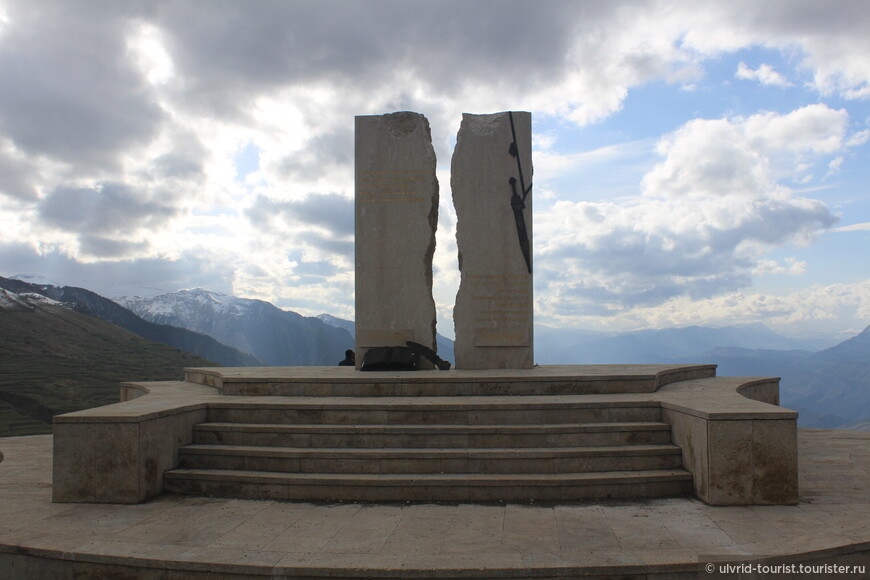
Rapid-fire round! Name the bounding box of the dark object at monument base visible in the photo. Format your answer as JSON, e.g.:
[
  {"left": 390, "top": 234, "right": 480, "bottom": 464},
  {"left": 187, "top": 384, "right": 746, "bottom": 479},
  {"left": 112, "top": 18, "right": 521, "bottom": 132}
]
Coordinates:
[
  {"left": 406, "top": 340, "right": 452, "bottom": 370},
  {"left": 360, "top": 346, "right": 419, "bottom": 371}
]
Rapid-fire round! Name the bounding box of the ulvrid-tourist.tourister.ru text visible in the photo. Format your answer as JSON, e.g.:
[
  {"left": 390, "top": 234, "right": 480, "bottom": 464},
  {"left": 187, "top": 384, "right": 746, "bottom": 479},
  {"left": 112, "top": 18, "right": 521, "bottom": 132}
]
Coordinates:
[{"left": 705, "top": 562, "right": 866, "bottom": 575}]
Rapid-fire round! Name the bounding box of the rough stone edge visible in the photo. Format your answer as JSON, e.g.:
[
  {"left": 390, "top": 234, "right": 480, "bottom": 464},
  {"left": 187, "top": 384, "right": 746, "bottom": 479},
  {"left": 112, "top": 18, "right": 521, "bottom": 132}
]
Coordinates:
[{"left": 353, "top": 111, "right": 439, "bottom": 367}]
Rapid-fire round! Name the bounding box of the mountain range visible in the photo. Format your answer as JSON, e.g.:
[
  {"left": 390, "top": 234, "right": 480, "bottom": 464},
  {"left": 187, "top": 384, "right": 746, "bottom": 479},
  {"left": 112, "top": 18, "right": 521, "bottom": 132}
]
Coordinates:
[
  {"left": 117, "top": 289, "right": 353, "bottom": 366},
  {"left": 0, "top": 276, "right": 259, "bottom": 367},
  {"left": 1, "top": 274, "right": 867, "bottom": 431},
  {"left": 0, "top": 288, "right": 216, "bottom": 436},
  {"left": 705, "top": 329, "right": 870, "bottom": 428},
  {"left": 534, "top": 323, "right": 869, "bottom": 428},
  {"left": 533, "top": 323, "right": 833, "bottom": 365}
]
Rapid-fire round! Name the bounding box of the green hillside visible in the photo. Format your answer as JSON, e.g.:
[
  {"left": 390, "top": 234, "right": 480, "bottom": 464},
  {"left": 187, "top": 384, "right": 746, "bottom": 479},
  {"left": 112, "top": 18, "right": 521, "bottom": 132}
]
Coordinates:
[{"left": 0, "top": 298, "right": 217, "bottom": 437}]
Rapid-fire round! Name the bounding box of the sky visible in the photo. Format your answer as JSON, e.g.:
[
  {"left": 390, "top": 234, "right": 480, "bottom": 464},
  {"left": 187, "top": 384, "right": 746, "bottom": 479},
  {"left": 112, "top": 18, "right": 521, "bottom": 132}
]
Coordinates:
[{"left": 1, "top": 0, "right": 870, "bottom": 341}]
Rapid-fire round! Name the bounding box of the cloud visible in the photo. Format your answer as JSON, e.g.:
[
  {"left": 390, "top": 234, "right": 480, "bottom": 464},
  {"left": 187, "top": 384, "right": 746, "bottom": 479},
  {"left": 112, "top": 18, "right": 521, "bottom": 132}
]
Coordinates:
[
  {"left": 677, "top": 1, "right": 870, "bottom": 99},
  {"left": 0, "top": 241, "right": 234, "bottom": 298},
  {"left": 832, "top": 222, "right": 870, "bottom": 232},
  {"left": 643, "top": 105, "right": 851, "bottom": 200},
  {"left": 38, "top": 182, "right": 179, "bottom": 238},
  {"left": 0, "top": 2, "right": 164, "bottom": 170},
  {"left": 753, "top": 257, "right": 807, "bottom": 276},
  {"left": 535, "top": 105, "right": 844, "bottom": 317},
  {"left": 291, "top": 259, "right": 339, "bottom": 278},
  {"left": 78, "top": 236, "right": 151, "bottom": 259},
  {"left": 3, "top": 0, "right": 870, "bottom": 333},
  {"left": 547, "top": 279, "right": 870, "bottom": 339},
  {"left": 0, "top": 144, "right": 38, "bottom": 201},
  {"left": 245, "top": 192, "right": 353, "bottom": 238},
  {"left": 736, "top": 62, "right": 792, "bottom": 87}
]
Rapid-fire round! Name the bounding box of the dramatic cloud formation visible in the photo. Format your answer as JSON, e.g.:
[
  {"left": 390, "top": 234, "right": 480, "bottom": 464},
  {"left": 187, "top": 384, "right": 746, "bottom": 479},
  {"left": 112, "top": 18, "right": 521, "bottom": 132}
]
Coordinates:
[
  {"left": 534, "top": 103, "right": 858, "bottom": 327},
  {"left": 1, "top": 0, "right": 869, "bottom": 338}
]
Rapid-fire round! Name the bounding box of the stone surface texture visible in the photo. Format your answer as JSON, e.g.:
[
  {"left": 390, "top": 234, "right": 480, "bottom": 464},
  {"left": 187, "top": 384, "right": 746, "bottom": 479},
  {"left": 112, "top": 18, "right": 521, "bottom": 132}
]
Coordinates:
[
  {"left": 2, "top": 431, "right": 867, "bottom": 578},
  {"left": 661, "top": 377, "right": 799, "bottom": 505},
  {"left": 52, "top": 381, "right": 212, "bottom": 504},
  {"left": 355, "top": 112, "right": 439, "bottom": 368},
  {"left": 452, "top": 111, "right": 533, "bottom": 369}
]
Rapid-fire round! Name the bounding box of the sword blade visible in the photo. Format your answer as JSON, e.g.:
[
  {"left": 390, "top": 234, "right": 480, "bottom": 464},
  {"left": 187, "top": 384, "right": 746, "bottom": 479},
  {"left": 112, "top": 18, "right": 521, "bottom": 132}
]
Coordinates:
[{"left": 510, "top": 178, "right": 532, "bottom": 274}]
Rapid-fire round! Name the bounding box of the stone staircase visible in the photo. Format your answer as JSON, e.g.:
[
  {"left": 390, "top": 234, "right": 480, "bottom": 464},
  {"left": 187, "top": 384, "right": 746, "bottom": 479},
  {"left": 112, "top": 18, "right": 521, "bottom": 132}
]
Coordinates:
[{"left": 163, "top": 396, "right": 693, "bottom": 502}]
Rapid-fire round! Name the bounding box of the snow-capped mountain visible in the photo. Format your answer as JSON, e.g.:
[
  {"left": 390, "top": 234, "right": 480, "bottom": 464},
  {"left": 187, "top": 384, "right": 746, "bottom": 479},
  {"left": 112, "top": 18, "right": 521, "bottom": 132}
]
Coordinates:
[
  {"left": 316, "top": 313, "right": 355, "bottom": 334},
  {"left": 0, "top": 287, "right": 220, "bottom": 437},
  {"left": 0, "top": 288, "right": 34, "bottom": 311},
  {"left": 0, "top": 276, "right": 259, "bottom": 367},
  {"left": 119, "top": 289, "right": 353, "bottom": 366}
]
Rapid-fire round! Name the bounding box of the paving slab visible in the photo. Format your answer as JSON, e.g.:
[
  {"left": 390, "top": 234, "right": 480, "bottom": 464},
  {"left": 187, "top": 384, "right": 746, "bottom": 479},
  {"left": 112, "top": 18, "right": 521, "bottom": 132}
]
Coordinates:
[{"left": 1, "top": 431, "right": 868, "bottom": 578}]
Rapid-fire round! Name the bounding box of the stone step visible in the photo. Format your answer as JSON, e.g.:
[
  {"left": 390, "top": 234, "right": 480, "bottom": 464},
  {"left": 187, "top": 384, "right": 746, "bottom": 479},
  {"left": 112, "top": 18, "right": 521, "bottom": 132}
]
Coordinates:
[
  {"left": 185, "top": 364, "right": 717, "bottom": 397},
  {"left": 163, "top": 468, "right": 695, "bottom": 502},
  {"left": 206, "top": 400, "right": 663, "bottom": 425},
  {"left": 177, "top": 444, "right": 683, "bottom": 474},
  {"left": 193, "top": 421, "right": 674, "bottom": 448}
]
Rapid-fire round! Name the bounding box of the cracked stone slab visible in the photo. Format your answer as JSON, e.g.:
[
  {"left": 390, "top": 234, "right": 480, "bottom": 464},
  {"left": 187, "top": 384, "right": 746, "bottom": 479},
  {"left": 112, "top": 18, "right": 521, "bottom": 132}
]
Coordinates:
[{"left": 354, "top": 112, "right": 439, "bottom": 369}]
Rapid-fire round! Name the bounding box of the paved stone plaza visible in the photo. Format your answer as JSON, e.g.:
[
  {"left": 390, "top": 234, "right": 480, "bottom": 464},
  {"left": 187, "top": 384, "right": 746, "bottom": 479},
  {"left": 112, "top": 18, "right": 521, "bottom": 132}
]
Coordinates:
[{"left": 1, "top": 430, "right": 868, "bottom": 578}]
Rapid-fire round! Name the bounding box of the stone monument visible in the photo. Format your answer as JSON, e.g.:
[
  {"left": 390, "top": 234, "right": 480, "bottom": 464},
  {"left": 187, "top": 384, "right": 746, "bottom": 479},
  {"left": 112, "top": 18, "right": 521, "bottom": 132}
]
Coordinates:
[
  {"left": 354, "top": 112, "right": 439, "bottom": 368},
  {"left": 47, "top": 110, "right": 799, "bottom": 514},
  {"left": 452, "top": 111, "right": 534, "bottom": 369}
]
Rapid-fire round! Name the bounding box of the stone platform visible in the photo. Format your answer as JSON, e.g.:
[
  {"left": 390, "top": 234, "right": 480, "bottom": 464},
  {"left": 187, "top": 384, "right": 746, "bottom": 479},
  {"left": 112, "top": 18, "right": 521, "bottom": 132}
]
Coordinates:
[
  {"left": 51, "top": 365, "right": 798, "bottom": 507},
  {"left": 1, "top": 431, "right": 867, "bottom": 579}
]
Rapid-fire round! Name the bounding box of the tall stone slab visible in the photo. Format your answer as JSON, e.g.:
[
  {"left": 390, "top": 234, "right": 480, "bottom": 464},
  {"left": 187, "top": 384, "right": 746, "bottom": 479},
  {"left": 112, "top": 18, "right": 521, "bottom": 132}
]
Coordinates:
[
  {"left": 452, "top": 112, "right": 533, "bottom": 369},
  {"left": 355, "top": 112, "right": 439, "bottom": 368}
]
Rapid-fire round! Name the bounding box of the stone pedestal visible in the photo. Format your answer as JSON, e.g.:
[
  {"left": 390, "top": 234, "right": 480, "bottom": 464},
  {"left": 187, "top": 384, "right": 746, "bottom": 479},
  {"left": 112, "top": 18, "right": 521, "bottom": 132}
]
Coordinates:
[
  {"left": 354, "top": 112, "right": 439, "bottom": 368},
  {"left": 452, "top": 112, "right": 533, "bottom": 369}
]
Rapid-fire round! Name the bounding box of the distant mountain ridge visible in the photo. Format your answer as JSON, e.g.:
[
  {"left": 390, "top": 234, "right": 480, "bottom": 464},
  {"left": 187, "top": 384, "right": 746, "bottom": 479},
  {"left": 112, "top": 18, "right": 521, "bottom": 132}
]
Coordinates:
[
  {"left": 535, "top": 321, "right": 869, "bottom": 429},
  {"left": 671, "top": 326, "right": 870, "bottom": 429},
  {"left": 534, "top": 323, "right": 828, "bottom": 365},
  {"left": 0, "top": 289, "right": 216, "bottom": 436},
  {"left": 118, "top": 289, "right": 353, "bottom": 366},
  {"left": 0, "top": 276, "right": 259, "bottom": 367},
  {"left": 3, "top": 275, "right": 867, "bottom": 430}
]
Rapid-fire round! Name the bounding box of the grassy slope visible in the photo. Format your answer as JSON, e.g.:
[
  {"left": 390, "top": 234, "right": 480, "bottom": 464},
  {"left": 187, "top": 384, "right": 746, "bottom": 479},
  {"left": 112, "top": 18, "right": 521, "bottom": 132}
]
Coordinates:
[{"left": 0, "top": 301, "right": 217, "bottom": 437}]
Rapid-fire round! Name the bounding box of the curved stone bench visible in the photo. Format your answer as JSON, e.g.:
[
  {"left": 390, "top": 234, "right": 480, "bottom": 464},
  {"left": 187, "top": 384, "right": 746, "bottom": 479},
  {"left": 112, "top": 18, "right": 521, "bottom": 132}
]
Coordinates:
[
  {"left": 52, "top": 380, "right": 222, "bottom": 504},
  {"left": 655, "top": 376, "right": 797, "bottom": 505}
]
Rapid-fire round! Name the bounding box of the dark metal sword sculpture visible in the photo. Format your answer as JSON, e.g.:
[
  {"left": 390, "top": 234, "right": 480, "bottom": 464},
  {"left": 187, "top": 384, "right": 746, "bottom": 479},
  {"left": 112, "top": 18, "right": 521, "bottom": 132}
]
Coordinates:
[
  {"left": 508, "top": 111, "right": 532, "bottom": 273},
  {"left": 509, "top": 177, "right": 532, "bottom": 274}
]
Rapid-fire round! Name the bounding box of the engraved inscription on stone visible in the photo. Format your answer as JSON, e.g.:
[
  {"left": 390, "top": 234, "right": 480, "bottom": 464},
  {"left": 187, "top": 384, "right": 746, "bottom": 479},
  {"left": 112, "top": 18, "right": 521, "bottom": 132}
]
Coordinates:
[
  {"left": 468, "top": 274, "right": 531, "bottom": 347},
  {"left": 358, "top": 170, "right": 428, "bottom": 203}
]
